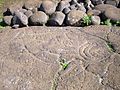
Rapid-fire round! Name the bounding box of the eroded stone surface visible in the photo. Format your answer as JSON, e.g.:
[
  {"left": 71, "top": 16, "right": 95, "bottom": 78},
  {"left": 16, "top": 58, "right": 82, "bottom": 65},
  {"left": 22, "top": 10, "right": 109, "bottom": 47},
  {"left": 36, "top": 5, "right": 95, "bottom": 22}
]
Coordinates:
[{"left": 0, "top": 26, "right": 120, "bottom": 90}]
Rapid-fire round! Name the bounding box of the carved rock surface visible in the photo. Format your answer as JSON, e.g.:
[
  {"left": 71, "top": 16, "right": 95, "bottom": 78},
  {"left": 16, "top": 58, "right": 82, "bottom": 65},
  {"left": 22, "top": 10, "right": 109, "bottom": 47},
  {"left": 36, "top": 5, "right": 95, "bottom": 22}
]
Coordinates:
[{"left": 0, "top": 26, "right": 120, "bottom": 90}]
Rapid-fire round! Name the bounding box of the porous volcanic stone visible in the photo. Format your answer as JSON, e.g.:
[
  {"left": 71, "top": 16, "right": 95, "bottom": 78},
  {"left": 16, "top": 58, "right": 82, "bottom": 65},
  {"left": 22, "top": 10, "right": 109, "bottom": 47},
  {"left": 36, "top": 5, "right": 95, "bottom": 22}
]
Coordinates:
[
  {"left": 104, "top": 7, "right": 120, "bottom": 21},
  {"left": 29, "top": 11, "right": 48, "bottom": 25},
  {"left": 3, "top": 16, "right": 13, "bottom": 26},
  {"left": 39, "top": 1, "right": 57, "bottom": 15},
  {"left": 48, "top": 11, "right": 65, "bottom": 26},
  {"left": 66, "top": 10, "right": 87, "bottom": 26}
]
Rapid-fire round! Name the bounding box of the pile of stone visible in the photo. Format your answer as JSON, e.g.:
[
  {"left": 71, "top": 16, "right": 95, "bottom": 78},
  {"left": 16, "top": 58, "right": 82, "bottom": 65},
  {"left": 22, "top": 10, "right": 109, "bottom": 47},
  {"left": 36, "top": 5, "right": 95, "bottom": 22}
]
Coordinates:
[{"left": 3, "top": 0, "right": 120, "bottom": 28}]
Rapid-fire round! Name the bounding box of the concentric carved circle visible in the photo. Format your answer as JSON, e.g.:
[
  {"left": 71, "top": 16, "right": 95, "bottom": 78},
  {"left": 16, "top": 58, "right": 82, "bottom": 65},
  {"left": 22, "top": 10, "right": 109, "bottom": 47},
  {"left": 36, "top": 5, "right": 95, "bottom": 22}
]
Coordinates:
[{"left": 79, "top": 41, "right": 111, "bottom": 61}]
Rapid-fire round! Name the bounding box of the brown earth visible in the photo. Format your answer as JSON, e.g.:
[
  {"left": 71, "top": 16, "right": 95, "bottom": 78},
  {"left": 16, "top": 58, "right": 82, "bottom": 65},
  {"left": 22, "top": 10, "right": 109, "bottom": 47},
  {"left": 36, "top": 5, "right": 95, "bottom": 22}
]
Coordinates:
[{"left": 0, "top": 25, "right": 120, "bottom": 90}]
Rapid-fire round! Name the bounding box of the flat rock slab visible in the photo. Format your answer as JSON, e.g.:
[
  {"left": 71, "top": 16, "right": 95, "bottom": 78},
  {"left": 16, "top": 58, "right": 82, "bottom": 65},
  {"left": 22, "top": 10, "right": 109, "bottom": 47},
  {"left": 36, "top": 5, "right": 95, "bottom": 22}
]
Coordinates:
[{"left": 0, "top": 25, "right": 120, "bottom": 90}]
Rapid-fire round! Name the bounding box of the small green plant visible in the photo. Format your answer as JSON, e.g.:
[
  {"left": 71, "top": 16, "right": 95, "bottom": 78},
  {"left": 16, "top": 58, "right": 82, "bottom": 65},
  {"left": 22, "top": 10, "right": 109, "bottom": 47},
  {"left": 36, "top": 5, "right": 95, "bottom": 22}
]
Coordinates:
[
  {"left": 82, "top": 15, "right": 92, "bottom": 26},
  {"left": 104, "top": 19, "right": 112, "bottom": 26},
  {"left": 105, "top": 34, "right": 116, "bottom": 52},
  {"left": 0, "top": 18, "right": 7, "bottom": 29},
  {"left": 116, "top": 21, "right": 120, "bottom": 25},
  {"left": 106, "top": 41, "right": 116, "bottom": 52},
  {"left": 51, "top": 58, "right": 70, "bottom": 90},
  {"left": 60, "top": 59, "right": 70, "bottom": 70},
  {"left": 112, "top": 20, "right": 120, "bottom": 26},
  {"left": 101, "top": 19, "right": 120, "bottom": 26}
]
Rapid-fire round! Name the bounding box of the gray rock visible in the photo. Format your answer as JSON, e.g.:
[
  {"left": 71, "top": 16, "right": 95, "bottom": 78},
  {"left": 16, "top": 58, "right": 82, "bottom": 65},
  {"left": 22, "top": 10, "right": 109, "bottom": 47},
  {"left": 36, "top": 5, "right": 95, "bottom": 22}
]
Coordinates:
[
  {"left": 12, "top": 11, "right": 28, "bottom": 26},
  {"left": 69, "top": 4, "right": 77, "bottom": 10},
  {"left": 29, "top": 11, "right": 48, "bottom": 26},
  {"left": 87, "top": 9, "right": 101, "bottom": 16},
  {"left": 105, "top": 0, "right": 119, "bottom": 7},
  {"left": 104, "top": 7, "right": 120, "bottom": 21},
  {"left": 85, "top": 0, "right": 95, "bottom": 10},
  {"left": 23, "top": 2, "right": 34, "bottom": 10},
  {"left": 70, "top": 0, "right": 79, "bottom": 5},
  {"left": 91, "top": 16, "right": 101, "bottom": 25},
  {"left": 19, "top": 9, "right": 27, "bottom": 13},
  {"left": 12, "top": 15, "right": 20, "bottom": 26},
  {"left": 91, "top": 0, "right": 104, "bottom": 5},
  {"left": 24, "top": 10, "right": 33, "bottom": 18},
  {"left": 12, "top": 24, "right": 19, "bottom": 29},
  {"left": 66, "top": 10, "right": 87, "bottom": 26},
  {"left": 77, "top": 3, "right": 86, "bottom": 12},
  {"left": 39, "top": 1, "right": 57, "bottom": 15},
  {"left": 48, "top": 11, "right": 65, "bottom": 26},
  {"left": 57, "top": 1, "right": 70, "bottom": 11},
  {"left": 0, "top": 26, "right": 120, "bottom": 90},
  {"left": 3, "top": 16, "right": 13, "bottom": 26},
  {"left": 62, "top": 0, "right": 72, "bottom": 3},
  {"left": 15, "top": 11, "right": 28, "bottom": 26},
  {"left": 63, "top": 7, "right": 71, "bottom": 14},
  {"left": 32, "top": 8, "right": 38, "bottom": 13},
  {"left": 95, "top": 4, "right": 116, "bottom": 12},
  {"left": 23, "top": 0, "right": 41, "bottom": 10}
]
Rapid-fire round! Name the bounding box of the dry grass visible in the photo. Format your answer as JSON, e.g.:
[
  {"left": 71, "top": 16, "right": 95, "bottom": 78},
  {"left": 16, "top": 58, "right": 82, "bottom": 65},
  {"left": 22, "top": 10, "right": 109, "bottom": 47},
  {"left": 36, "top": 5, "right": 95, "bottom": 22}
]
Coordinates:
[{"left": 0, "top": 0, "right": 26, "bottom": 18}]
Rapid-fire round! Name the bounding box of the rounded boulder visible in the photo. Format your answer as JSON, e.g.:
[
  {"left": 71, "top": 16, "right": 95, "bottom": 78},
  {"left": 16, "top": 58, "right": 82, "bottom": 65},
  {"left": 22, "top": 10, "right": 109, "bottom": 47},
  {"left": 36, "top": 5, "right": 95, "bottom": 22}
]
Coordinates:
[
  {"left": 66, "top": 10, "right": 87, "bottom": 26},
  {"left": 48, "top": 11, "right": 65, "bottom": 26},
  {"left": 29, "top": 11, "right": 48, "bottom": 25},
  {"left": 95, "top": 4, "right": 116, "bottom": 12},
  {"left": 104, "top": 7, "right": 120, "bottom": 21},
  {"left": 39, "top": 1, "right": 57, "bottom": 15},
  {"left": 91, "top": 16, "right": 101, "bottom": 25}
]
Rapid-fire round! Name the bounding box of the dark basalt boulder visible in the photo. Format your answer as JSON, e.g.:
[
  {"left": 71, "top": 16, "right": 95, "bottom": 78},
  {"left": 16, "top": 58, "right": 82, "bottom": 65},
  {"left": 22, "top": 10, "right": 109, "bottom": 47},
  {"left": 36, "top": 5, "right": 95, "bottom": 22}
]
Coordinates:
[
  {"left": 29, "top": 11, "right": 48, "bottom": 26},
  {"left": 48, "top": 11, "right": 65, "bottom": 26},
  {"left": 12, "top": 11, "right": 28, "bottom": 27},
  {"left": 56, "top": 1, "right": 70, "bottom": 11}
]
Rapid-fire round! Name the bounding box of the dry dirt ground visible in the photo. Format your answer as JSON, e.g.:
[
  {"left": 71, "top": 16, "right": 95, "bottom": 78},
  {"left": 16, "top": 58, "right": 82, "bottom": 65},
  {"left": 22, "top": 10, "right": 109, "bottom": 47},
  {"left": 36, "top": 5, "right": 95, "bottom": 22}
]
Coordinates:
[{"left": 0, "top": 25, "right": 120, "bottom": 90}]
